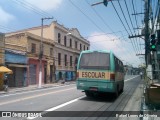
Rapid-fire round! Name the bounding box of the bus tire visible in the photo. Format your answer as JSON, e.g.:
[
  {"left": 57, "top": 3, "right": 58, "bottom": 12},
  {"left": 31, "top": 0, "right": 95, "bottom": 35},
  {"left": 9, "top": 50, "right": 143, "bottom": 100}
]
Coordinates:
[
  {"left": 114, "top": 86, "right": 119, "bottom": 98},
  {"left": 121, "top": 88, "right": 124, "bottom": 93},
  {"left": 85, "top": 91, "right": 92, "bottom": 97}
]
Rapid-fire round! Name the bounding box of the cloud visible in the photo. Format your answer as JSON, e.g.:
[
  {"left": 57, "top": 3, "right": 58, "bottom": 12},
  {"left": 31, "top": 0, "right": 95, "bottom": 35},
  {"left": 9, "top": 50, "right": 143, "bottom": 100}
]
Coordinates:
[
  {"left": 88, "top": 32, "right": 141, "bottom": 67},
  {"left": 25, "top": 0, "right": 63, "bottom": 11},
  {"left": 0, "top": 7, "right": 15, "bottom": 24}
]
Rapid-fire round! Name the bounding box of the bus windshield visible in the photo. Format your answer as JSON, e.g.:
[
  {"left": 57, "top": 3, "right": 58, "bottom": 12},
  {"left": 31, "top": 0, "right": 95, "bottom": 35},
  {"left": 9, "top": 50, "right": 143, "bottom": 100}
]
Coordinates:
[{"left": 79, "top": 52, "right": 110, "bottom": 70}]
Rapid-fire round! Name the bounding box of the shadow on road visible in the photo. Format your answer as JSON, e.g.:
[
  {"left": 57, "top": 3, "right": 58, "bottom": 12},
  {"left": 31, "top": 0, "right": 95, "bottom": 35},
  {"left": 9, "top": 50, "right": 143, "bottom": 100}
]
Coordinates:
[{"left": 79, "top": 92, "right": 117, "bottom": 102}]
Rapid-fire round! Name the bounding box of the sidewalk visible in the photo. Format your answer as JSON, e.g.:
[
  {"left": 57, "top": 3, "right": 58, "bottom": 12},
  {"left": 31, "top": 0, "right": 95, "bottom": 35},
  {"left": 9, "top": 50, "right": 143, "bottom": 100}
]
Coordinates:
[{"left": 0, "top": 81, "right": 76, "bottom": 95}]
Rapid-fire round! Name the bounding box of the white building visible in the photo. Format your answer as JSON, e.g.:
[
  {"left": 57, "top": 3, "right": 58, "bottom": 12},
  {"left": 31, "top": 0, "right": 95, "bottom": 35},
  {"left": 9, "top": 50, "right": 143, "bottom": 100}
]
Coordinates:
[{"left": 26, "top": 21, "right": 90, "bottom": 81}]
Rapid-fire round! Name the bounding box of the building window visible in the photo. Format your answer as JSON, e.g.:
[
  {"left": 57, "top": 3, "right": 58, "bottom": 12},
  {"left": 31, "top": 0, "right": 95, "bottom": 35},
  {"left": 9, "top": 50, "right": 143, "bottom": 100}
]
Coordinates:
[
  {"left": 80, "top": 43, "right": 82, "bottom": 50},
  {"left": 50, "top": 48, "right": 53, "bottom": 56},
  {"left": 31, "top": 43, "right": 36, "bottom": 53},
  {"left": 42, "top": 44, "right": 44, "bottom": 55},
  {"left": 58, "top": 53, "right": 61, "bottom": 65},
  {"left": 87, "top": 47, "right": 89, "bottom": 50},
  {"left": 70, "top": 39, "right": 72, "bottom": 47},
  {"left": 64, "top": 36, "right": 67, "bottom": 46},
  {"left": 84, "top": 45, "right": 85, "bottom": 50},
  {"left": 70, "top": 56, "right": 72, "bottom": 67},
  {"left": 58, "top": 33, "right": 61, "bottom": 43},
  {"left": 65, "top": 54, "right": 67, "bottom": 66},
  {"left": 75, "top": 57, "right": 78, "bottom": 65},
  {"left": 75, "top": 41, "right": 78, "bottom": 49}
]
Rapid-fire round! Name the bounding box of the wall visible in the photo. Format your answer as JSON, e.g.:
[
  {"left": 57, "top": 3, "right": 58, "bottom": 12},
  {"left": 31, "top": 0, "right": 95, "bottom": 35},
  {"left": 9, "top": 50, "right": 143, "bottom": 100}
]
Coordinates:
[{"left": 0, "top": 33, "right": 5, "bottom": 65}]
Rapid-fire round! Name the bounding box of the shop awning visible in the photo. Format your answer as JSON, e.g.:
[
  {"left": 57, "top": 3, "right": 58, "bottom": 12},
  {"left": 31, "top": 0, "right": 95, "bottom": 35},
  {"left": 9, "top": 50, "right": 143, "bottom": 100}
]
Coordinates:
[
  {"left": 8, "top": 64, "right": 28, "bottom": 68},
  {"left": 0, "top": 66, "right": 13, "bottom": 74}
]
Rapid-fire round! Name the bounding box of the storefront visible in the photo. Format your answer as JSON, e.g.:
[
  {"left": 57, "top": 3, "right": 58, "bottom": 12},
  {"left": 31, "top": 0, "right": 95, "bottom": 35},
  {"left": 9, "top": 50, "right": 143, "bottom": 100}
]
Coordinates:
[{"left": 5, "top": 50, "right": 28, "bottom": 87}]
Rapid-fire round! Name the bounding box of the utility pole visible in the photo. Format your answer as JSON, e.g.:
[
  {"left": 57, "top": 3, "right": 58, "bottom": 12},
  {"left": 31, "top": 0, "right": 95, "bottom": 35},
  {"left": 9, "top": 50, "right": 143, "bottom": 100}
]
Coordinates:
[
  {"left": 144, "top": 0, "right": 151, "bottom": 66},
  {"left": 39, "top": 17, "right": 53, "bottom": 88}
]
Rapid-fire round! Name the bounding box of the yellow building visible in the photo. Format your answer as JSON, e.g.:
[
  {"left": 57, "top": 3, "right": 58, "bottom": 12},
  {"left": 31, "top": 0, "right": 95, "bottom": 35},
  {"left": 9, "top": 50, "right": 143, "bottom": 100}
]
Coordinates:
[
  {"left": 0, "top": 33, "right": 5, "bottom": 89},
  {"left": 0, "top": 33, "right": 4, "bottom": 66},
  {"left": 6, "top": 21, "right": 90, "bottom": 82},
  {"left": 5, "top": 32, "right": 55, "bottom": 87},
  {"left": 25, "top": 21, "right": 90, "bottom": 81}
]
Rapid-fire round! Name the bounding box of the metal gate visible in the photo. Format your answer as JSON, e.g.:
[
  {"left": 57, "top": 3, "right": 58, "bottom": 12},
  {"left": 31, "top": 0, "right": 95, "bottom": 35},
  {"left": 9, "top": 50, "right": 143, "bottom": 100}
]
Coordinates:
[
  {"left": 29, "top": 64, "right": 36, "bottom": 85},
  {"left": 15, "top": 68, "right": 24, "bottom": 87}
]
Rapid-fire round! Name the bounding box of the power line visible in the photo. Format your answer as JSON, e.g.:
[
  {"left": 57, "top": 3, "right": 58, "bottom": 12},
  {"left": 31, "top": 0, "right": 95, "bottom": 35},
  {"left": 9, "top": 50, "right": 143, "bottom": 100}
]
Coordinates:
[
  {"left": 69, "top": 0, "right": 138, "bottom": 62},
  {"left": 12, "top": 0, "right": 51, "bottom": 17},
  {"left": 68, "top": 0, "right": 109, "bottom": 35},
  {"left": 111, "top": 1, "right": 130, "bottom": 35},
  {"left": 110, "top": 1, "right": 140, "bottom": 55},
  {"left": 84, "top": 0, "right": 140, "bottom": 62},
  {"left": 131, "top": 0, "right": 139, "bottom": 28},
  {"left": 123, "top": 0, "right": 141, "bottom": 54},
  {"left": 117, "top": 0, "right": 142, "bottom": 55},
  {"left": 131, "top": 0, "right": 142, "bottom": 55},
  {"left": 85, "top": 0, "right": 114, "bottom": 33},
  {"left": 117, "top": 0, "right": 133, "bottom": 35}
]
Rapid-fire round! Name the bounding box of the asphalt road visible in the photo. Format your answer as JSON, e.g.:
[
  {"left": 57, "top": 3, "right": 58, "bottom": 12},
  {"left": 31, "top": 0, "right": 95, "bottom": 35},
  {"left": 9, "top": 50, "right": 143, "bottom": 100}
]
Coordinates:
[{"left": 0, "top": 75, "right": 142, "bottom": 120}]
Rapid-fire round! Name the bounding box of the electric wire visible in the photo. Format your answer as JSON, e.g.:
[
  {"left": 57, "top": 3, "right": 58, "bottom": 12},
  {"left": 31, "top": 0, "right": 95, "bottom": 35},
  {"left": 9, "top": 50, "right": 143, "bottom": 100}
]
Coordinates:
[
  {"left": 85, "top": 0, "right": 140, "bottom": 63},
  {"left": 131, "top": 0, "right": 142, "bottom": 55},
  {"left": 124, "top": 0, "right": 140, "bottom": 54},
  {"left": 12, "top": 0, "right": 51, "bottom": 17},
  {"left": 111, "top": 0, "right": 139, "bottom": 57},
  {"left": 117, "top": 0, "right": 133, "bottom": 34},
  {"left": 85, "top": 0, "right": 134, "bottom": 57},
  {"left": 68, "top": 0, "right": 109, "bottom": 35},
  {"left": 68, "top": 0, "right": 136, "bottom": 62},
  {"left": 117, "top": 0, "right": 140, "bottom": 55}
]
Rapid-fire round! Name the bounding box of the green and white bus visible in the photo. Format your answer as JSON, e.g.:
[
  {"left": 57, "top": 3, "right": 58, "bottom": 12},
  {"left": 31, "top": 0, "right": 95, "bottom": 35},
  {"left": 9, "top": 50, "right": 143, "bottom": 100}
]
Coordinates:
[{"left": 76, "top": 50, "right": 124, "bottom": 97}]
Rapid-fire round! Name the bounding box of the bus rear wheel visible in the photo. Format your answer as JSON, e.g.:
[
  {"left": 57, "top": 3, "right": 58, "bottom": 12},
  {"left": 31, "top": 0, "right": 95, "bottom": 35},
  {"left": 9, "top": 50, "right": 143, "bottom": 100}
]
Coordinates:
[
  {"left": 85, "top": 91, "right": 92, "bottom": 97},
  {"left": 114, "top": 86, "right": 119, "bottom": 98}
]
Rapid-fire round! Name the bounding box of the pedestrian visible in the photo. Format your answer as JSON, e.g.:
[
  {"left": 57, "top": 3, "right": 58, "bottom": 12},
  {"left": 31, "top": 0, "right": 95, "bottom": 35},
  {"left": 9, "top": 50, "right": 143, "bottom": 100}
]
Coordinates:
[{"left": 3, "top": 75, "right": 8, "bottom": 92}]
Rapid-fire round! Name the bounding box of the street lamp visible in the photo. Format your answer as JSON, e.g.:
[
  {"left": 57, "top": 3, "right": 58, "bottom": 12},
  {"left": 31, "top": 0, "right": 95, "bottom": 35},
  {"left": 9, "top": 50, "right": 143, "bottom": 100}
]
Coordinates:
[{"left": 38, "top": 17, "right": 53, "bottom": 88}]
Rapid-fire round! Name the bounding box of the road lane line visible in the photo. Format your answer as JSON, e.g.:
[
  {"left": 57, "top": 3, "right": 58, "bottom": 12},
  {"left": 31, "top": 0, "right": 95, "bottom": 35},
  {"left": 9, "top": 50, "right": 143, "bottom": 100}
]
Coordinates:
[
  {"left": 0, "top": 87, "right": 76, "bottom": 106},
  {"left": 125, "top": 75, "right": 139, "bottom": 82},
  {"left": 27, "top": 95, "right": 85, "bottom": 120},
  {"left": 45, "top": 95, "right": 85, "bottom": 111}
]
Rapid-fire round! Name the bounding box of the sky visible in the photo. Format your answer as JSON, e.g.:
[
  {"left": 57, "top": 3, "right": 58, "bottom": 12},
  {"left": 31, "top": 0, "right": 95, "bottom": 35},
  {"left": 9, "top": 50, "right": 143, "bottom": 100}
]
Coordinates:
[{"left": 0, "top": 0, "right": 146, "bottom": 67}]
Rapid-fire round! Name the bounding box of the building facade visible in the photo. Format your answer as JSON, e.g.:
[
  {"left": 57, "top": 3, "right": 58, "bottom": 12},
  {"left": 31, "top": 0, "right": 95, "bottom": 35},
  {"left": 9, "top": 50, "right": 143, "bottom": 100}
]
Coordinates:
[
  {"left": 0, "top": 33, "right": 5, "bottom": 90},
  {"left": 0, "top": 33, "right": 5, "bottom": 66},
  {"left": 26, "top": 21, "right": 90, "bottom": 81},
  {"left": 5, "top": 32, "right": 55, "bottom": 87}
]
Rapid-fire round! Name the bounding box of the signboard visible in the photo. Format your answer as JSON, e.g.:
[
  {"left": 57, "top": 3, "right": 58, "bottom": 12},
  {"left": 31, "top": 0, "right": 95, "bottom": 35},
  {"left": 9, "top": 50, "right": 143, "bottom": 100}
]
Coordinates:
[
  {"left": 78, "top": 70, "right": 110, "bottom": 80},
  {"left": 147, "top": 65, "right": 153, "bottom": 80}
]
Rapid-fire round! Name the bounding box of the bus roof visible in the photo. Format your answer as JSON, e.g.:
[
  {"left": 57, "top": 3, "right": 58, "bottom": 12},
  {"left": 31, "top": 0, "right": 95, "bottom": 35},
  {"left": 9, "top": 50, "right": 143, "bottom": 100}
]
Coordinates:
[
  {"left": 81, "top": 50, "right": 111, "bottom": 54},
  {"left": 80, "top": 50, "right": 123, "bottom": 63}
]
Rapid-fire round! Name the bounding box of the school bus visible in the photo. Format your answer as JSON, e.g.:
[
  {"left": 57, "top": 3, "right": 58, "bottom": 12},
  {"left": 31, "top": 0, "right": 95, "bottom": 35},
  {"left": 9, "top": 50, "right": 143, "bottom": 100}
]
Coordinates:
[{"left": 76, "top": 50, "right": 124, "bottom": 97}]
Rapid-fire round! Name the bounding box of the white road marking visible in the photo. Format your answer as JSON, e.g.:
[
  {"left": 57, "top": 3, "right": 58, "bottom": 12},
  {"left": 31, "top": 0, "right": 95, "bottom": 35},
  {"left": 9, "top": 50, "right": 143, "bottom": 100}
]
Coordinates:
[
  {"left": 27, "top": 95, "right": 85, "bottom": 119},
  {"left": 0, "top": 87, "right": 76, "bottom": 106},
  {"left": 45, "top": 96, "right": 85, "bottom": 111},
  {"left": 124, "top": 75, "right": 139, "bottom": 82}
]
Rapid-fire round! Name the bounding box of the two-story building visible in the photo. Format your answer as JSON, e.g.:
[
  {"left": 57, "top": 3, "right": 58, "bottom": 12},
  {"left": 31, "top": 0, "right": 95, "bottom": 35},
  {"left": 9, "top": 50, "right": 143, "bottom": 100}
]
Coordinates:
[
  {"left": 5, "top": 32, "right": 55, "bottom": 87},
  {"left": 0, "top": 33, "right": 5, "bottom": 66},
  {"left": 25, "top": 21, "right": 90, "bottom": 81},
  {"left": 0, "top": 33, "right": 5, "bottom": 89}
]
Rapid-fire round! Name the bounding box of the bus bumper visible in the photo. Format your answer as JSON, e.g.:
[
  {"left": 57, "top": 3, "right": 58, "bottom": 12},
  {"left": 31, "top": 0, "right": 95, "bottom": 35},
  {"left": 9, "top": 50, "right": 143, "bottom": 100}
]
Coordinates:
[{"left": 76, "top": 80, "right": 117, "bottom": 93}]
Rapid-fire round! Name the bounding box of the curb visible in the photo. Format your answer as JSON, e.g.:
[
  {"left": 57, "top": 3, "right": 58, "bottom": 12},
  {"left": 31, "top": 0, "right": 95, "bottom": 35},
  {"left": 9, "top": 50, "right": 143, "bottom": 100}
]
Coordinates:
[{"left": 0, "top": 81, "right": 76, "bottom": 95}]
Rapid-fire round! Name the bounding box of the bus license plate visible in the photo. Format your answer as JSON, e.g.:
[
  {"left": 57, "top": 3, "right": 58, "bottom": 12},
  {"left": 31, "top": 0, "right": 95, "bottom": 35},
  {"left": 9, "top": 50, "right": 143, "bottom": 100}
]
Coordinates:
[{"left": 89, "top": 87, "right": 98, "bottom": 91}]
